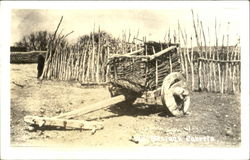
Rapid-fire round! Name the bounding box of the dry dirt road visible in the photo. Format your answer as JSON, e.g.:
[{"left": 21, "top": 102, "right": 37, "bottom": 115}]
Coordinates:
[{"left": 10, "top": 64, "right": 241, "bottom": 148}]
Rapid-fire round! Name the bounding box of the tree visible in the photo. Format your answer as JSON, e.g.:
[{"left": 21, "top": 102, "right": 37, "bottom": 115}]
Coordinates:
[
  {"left": 15, "top": 31, "right": 53, "bottom": 51},
  {"left": 75, "top": 31, "right": 122, "bottom": 55},
  {"left": 76, "top": 31, "right": 114, "bottom": 47}
]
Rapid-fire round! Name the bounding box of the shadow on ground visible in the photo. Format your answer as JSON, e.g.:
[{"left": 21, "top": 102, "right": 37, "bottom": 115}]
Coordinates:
[{"left": 107, "top": 102, "right": 171, "bottom": 117}]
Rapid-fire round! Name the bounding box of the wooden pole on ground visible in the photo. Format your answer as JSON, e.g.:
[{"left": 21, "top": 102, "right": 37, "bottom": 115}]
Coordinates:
[
  {"left": 24, "top": 116, "right": 104, "bottom": 130},
  {"left": 54, "top": 95, "right": 126, "bottom": 119}
]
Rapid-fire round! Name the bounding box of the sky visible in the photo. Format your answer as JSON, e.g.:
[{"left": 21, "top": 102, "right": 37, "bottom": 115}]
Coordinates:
[{"left": 11, "top": 5, "right": 243, "bottom": 47}]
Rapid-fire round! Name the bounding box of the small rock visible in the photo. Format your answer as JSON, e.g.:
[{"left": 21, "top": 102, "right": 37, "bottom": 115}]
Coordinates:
[
  {"left": 185, "top": 111, "right": 191, "bottom": 115},
  {"left": 38, "top": 120, "right": 45, "bottom": 127},
  {"left": 91, "top": 128, "right": 97, "bottom": 135},
  {"left": 38, "top": 130, "right": 44, "bottom": 136},
  {"left": 129, "top": 136, "right": 139, "bottom": 144},
  {"left": 118, "top": 123, "right": 122, "bottom": 127},
  {"left": 225, "top": 129, "right": 233, "bottom": 137},
  {"left": 55, "top": 109, "right": 62, "bottom": 114},
  {"left": 27, "top": 126, "right": 35, "bottom": 131},
  {"left": 15, "top": 120, "right": 20, "bottom": 124},
  {"left": 183, "top": 127, "right": 190, "bottom": 132},
  {"left": 144, "top": 105, "right": 149, "bottom": 109},
  {"left": 225, "top": 115, "right": 229, "bottom": 118},
  {"left": 42, "top": 134, "right": 50, "bottom": 139},
  {"left": 40, "top": 107, "right": 46, "bottom": 114},
  {"left": 138, "top": 116, "right": 145, "bottom": 120}
]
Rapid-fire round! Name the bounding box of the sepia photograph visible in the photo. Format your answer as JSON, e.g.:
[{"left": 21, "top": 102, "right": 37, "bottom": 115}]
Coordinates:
[{"left": 0, "top": 1, "right": 249, "bottom": 159}]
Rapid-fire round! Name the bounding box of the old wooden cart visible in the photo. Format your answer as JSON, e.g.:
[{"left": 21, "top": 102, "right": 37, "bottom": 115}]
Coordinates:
[
  {"left": 107, "top": 42, "right": 190, "bottom": 117},
  {"left": 24, "top": 42, "right": 190, "bottom": 132}
]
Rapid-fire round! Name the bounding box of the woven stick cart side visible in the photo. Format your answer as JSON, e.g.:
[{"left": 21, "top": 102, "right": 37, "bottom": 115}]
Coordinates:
[{"left": 107, "top": 42, "right": 190, "bottom": 116}]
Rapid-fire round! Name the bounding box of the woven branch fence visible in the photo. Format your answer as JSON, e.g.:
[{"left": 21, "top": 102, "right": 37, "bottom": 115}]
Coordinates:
[
  {"left": 39, "top": 15, "right": 240, "bottom": 94},
  {"left": 39, "top": 17, "right": 143, "bottom": 84},
  {"left": 177, "top": 10, "right": 241, "bottom": 94},
  {"left": 179, "top": 46, "right": 240, "bottom": 94}
]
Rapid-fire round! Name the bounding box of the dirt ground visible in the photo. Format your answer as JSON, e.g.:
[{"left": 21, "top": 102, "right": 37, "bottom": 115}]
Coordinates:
[{"left": 10, "top": 64, "right": 241, "bottom": 148}]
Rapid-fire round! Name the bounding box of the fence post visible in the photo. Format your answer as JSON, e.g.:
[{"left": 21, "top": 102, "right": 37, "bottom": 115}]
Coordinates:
[
  {"left": 190, "top": 38, "right": 195, "bottom": 91},
  {"left": 152, "top": 46, "right": 158, "bottom": 88}
]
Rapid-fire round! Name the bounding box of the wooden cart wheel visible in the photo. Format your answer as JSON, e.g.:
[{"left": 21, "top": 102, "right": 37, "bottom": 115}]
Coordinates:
[{"left": 161, "top": 72, "right": 190, "bottom": 117}]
